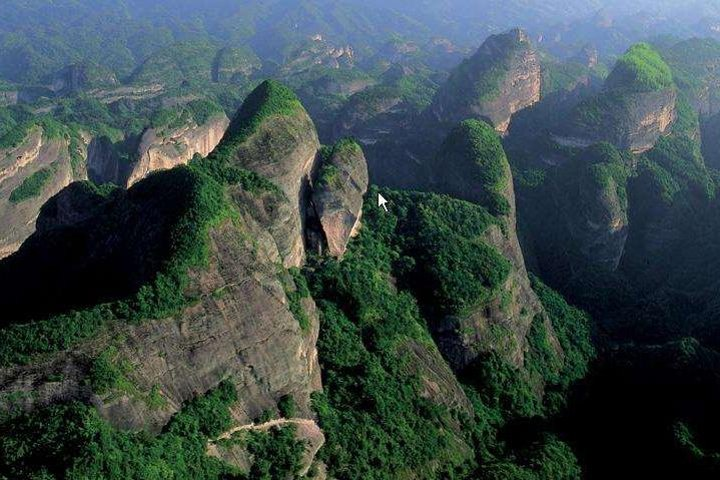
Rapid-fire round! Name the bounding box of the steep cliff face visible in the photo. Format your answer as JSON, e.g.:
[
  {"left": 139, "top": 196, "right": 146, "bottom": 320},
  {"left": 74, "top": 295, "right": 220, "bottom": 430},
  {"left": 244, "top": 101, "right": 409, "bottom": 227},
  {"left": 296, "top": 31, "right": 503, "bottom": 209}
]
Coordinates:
[
  {"left": 0, "top": 81, "right": 368, "bottom": 476},
  {"left": 310, "top": 139, "right": 369, "bottom": 257},
  {"left": 549, "top": 143, "right": 633, "bottom": 272},
  {"left": 428, "top": 120, "right": 558, "bottom": 369},
  {"left": 86, "top": 135, "right": 123, "bottom": 184},
  {"left": 0, "top": 169, "right": 321, "bottom": 437},
  {"left": 429, "top": 28, "right": 541, "bottom": 134},
  {"left": 87, "top": 113, "right": 230, "bottom": 187},
  {"left": 0, "top": 78, "right": 596, "bottom": 478},
  {"left": 556, "top": 43, "right": 677, "bottom": 153},
  {"left": 557, "top": 89, "right": 677, "bottom": 153},
  {"left": 0, "top": 125, "right": 86, "bottom": 259},
  {"left": 213, "top": 80, "right": 321, "bottom": 268},
  {"left": 126, "top": 114, "right": 230, "bottom": 187}
]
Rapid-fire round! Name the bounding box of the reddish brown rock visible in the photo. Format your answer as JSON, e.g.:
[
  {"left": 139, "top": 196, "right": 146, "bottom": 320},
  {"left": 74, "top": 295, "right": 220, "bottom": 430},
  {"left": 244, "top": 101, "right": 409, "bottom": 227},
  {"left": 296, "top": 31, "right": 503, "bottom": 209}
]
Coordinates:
[{"left": 311, "top": 139, "right": 368, "bottom": 257}]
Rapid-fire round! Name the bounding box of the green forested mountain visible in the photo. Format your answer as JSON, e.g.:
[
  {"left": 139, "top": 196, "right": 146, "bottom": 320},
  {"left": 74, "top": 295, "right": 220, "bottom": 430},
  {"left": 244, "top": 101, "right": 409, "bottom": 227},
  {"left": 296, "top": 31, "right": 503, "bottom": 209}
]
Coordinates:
[{"left": 3, "top": 2, "right": 720, "bottom": 480}]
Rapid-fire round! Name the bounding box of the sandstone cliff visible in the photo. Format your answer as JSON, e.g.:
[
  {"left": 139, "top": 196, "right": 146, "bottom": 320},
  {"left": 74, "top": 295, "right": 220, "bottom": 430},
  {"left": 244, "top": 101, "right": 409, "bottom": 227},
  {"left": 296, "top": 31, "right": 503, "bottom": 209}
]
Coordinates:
[
  {"left": 429, "top": 28, "right": 541, "bottom": 134},
  {"left": 126, "top": 114, "right": 230, "bottom": 187},
  {"left": 0, "top": 81, "right": 350, "bottom": 475},
  {"left": 556, "top": 89, "right": 677, "bottom": 153},
  {"left": 87, "top": 113, "right": 230, "bottom": 187},
  {"left": 555, "top": 43, "right": 677, "bottom": 153},
  {"left": 310, "top": 139, "right": 369, "bottom": 257},
  {"left": 0, "top": 125, "right": 87, "bottom": 259},
  {"left": 214, "top": 80, "right": 321, "bottom": 268},
  {"left": 0, "top": 168, "right": 321, "bottom": 436}
]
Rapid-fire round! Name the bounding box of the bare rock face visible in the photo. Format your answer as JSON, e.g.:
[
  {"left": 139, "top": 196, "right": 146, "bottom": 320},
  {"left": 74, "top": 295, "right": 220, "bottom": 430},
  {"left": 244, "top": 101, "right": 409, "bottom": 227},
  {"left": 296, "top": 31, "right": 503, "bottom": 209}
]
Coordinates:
[
  {"left": 0, "top": 82, "right": 327, "bottom": 472},
  {"left": 555, "top": 43, "right": 677, "bottom": 153},
  {"left": 429, "top": 28, "right": 541, "bottom": 134},
  {"left": 86, "top": 135, "right": 123, "bottom": 184},
  {"left": 126, "top": 114, "right": 230, "bottom": 187},
  {"left": 220, "top": 80, "right": 321, "bottom": 267},
  {"left": 87, "top": 114, "right": 230, "bottom": 187},
  {"left": 0, "top": 125, "right": 86, "bottom": 259},
  {"left": 311, "top": 139, "right": 369, "bottom": 257},
  {"left": 0, "top": 169, "right": 321, "bottom": 437},
  {"left": 99, "top": 219, "right": 321, "bottom": 432},
  {"left": 555, "top": 89, "right": 677, "bottom": 153}
]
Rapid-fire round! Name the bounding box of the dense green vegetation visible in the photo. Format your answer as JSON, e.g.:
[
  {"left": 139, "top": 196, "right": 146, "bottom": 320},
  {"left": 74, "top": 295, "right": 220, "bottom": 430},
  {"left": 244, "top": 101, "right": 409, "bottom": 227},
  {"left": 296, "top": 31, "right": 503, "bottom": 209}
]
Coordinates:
[
  {"left": 541, "top": 61, "right": 592, "bottom": 95},
  {"left": 307, "top": 186, "right": 592, "bottom": 479},
  {"left": 0, "top": 380, "right": 306, "bottom": 479},
  {"left": 131, "top": 40, "right": 218, "bottom": 87},
  {"left": 3, "top": 8, "right": 720, "bottom": 478},
  {"left": 441, "top": 30, "right": 526, "bottom": 106},
  {"left": 308, "top": 191, "right": 477, "bottom": 478},
  {"left": 439, "top": 119, "right": 511, "bottom": 215},
  {"left": 0, "top": 121, "right": 30, "bottom": 150},
  {"left": 643, "top": 134, "right": 716, "bottom": 203},
  {"left": 150, "top": 99, "right": 225, "bottom": 133},
  {"left": 0, "top": 165, "right": 234, "bottom": 366},
  {"left": 660, "top": 37, "right": 720, "bottom": 94},
  {"left": 0, "top": 381, "right": 239, "bottom": 479},
  {"left": 317, "top": 138, "right": 361, "bottom": 189},
  {"left": 584, "top": 142, "right": 633, "bottom": 210},
  {"left": 244, "top": 426, "right": 306, "bottom": 479},
  {"left": 530, "top": 275, "right": 594, "bottom": 390},
  {"left": 8, "top": 165, "right": 55, "bottom": 203},
  {"left": 397, "top": 193, "right": 510, "bottom": 316},
  {"left": 605, "top": 43, "right": 674, "bottom": 93},
  {"left": 281, "top": 267, "right": 312, "bottom": 332}
]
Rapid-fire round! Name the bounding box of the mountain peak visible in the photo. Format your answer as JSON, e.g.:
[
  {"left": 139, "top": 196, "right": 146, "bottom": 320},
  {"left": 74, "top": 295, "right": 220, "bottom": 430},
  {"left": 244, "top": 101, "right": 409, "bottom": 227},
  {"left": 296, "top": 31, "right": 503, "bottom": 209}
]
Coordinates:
[{"left": 429, "top": 28, "right": 541, "bottom": 133}]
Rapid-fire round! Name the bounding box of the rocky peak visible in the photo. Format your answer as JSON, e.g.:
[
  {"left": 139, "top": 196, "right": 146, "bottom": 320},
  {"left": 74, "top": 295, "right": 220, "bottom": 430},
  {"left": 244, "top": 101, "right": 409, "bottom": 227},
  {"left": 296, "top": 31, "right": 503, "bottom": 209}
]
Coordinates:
[
  {"left": 428, "top": 119, "right": 557, "bottom": 369},
  {"left": 429, "top": 27, "right": 541, "bottom": 133},
  {"left": 208, "top": 80, "right": 321, "bottom": 267},
  {"left": 125, "top": 113, "right": 229, "bottom": 187},
  {"left": 555, "top": 43, "right": 677, "bottom": 153},
  {"left": 309, "top": 139, "right": 369, "bottom": 257},
  {"left": 0, "top": 165, "right": 322, "bottom": 438}
]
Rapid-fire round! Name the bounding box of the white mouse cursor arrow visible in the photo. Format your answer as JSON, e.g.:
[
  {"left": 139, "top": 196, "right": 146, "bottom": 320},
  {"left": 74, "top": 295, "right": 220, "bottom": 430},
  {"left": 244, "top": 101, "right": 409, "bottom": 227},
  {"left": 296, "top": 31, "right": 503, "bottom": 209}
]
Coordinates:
[{"left": 378, "top": 193, "right": 389, "bottom": 212}]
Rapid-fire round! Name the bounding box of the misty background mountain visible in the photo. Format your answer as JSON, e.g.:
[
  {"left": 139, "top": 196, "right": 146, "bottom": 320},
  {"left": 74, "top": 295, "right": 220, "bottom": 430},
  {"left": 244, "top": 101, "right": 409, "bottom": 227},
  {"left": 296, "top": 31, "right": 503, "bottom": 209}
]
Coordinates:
[
  {"left": 2, "top": 0, "right": 720, "bottom": 84},
  {"left": 4, "top": 1, "right": 720, "bottom": 479}
]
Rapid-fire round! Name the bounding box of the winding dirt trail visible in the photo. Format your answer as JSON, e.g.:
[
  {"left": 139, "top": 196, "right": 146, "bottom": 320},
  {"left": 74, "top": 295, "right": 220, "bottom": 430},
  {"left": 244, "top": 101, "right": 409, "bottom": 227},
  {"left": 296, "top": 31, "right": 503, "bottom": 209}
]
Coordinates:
[{"left": 212, "top": 417, "right": 317, "bottom": 442}]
